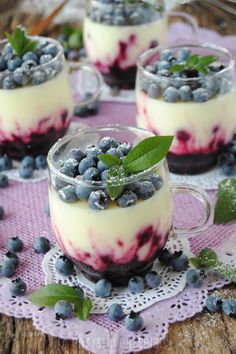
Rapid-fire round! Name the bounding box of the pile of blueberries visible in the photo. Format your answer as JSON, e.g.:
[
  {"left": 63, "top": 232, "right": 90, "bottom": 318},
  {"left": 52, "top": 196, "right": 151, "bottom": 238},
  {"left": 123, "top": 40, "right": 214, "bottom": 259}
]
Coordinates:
[
  {"left": 218, "top": 134, "right": 236, "bottom": 176},
  {"left": 0, "top": 39, "right": 62, "bottom": 89},
  {"left": 90, "top": 0, "right": 160, "bottom": 26},
  {"left": 141, "top": 48, "right": 231, "bottom": 103},
  {"left": 53, "top": 136, "right": 163, "bottom": 210},
  {"left": 206, "top": 293, "right": 236, "bottom": 317}
]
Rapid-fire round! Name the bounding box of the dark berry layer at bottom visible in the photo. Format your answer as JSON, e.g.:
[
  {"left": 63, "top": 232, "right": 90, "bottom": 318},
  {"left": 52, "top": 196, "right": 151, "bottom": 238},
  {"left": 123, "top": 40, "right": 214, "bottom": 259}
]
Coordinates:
[
  {"left": 167, "top": 151, "right": 220, "bottom": 175},
  {"left": 102, "top": 65, "right": 137, "bottom": 90}
]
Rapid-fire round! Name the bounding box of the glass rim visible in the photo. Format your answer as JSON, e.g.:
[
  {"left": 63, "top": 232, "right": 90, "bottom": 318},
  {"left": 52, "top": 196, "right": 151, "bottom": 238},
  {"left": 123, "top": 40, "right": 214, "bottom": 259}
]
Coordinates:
[
  {"left": 137, "top": 42, "right": 235, "bottom": 82},
  {"left": 47, "top": 124, "right": 166, "bottom": 188}
]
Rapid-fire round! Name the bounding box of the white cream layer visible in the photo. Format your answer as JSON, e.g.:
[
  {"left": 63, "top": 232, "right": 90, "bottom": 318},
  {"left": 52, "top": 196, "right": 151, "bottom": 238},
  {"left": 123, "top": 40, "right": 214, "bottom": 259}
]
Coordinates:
[{"left": 84, "top": 17, "right": 168, "bottom": 71}]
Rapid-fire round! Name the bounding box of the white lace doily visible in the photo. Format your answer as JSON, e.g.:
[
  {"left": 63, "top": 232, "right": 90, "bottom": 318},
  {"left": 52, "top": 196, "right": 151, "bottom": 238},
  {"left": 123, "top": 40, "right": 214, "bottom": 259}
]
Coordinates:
[{"left": 42, "top": 237, "right": 194, "bottom": 314}]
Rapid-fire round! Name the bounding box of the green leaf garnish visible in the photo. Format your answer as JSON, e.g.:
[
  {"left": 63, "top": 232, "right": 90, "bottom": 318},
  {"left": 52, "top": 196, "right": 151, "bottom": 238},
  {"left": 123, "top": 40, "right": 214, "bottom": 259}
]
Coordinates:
[
  {"left": 98, "top": 153, "right": 122, "bottom": 168},
  {"left": 5, "top": 27, "right": 37, "bottom": 58},
  {"left": 190, "top": 248, "right": 236, "bottom": 284},
  {"left": 30, "top": 284, "right": 92, "bottom": 321},
  {"left": 124, "top": 0, "right": 164, "bottom": 12},
  {"left": 63, "top": 25, "right": 83, "bottom": 49},
  {"left": 168, "top": 54, "right": 218, "bottom": 76},
  {"left": 214, "top": 178, "right": 236, "bottom": 224},
  {"left": 106, "top": 165, "right": 128, "bottom": 200}
]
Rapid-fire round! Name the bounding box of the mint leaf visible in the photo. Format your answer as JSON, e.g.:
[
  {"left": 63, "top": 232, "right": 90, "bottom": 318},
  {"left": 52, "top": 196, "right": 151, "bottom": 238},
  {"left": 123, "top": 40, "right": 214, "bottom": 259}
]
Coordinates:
[
  {"left": 6, "top": 27, "right": 37, "bottom": 58},
  {"left": 197, "top": 55, "right": 218, "bottom": 67},
  {"left": 30, "top": 284, "right": 83, "bottom": 307},
  {"left": 75, "top": 298, "right": 92, "bottom": 321},
  {"left": 189, "top": 257, "right": 201, "bottom": 268},
  {"left": 169, "top": 54, "right": 218, "bottom": 76},
  {"left": 98, "top": 153, "right": 121, "bottom": 168},
  {"left": 214, "top": 178, "right": 236, "bottom": 224},
  {"left": 106, "top": 165, "right": 128, "bottom": 200},
  {"left": 123, "top": 136, "right": 173, "bottom": 173},
  {"left": 168, "top": 64, "right": 185, "bottom": 74},
  {"left": 186, "top": 54, "right": 199, "bottom": 67}
]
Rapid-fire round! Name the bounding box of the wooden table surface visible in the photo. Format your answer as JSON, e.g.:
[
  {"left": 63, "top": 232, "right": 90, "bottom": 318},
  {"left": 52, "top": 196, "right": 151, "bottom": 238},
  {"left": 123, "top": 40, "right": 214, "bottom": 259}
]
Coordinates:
[{"left": 1, "top": 2, "right": 236, "bottom": 354}]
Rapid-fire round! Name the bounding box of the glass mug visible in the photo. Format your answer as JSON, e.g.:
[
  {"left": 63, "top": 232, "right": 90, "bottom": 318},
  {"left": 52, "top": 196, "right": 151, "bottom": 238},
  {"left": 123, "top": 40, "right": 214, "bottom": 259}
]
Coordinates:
[
  {"left": 0, "top": 36, "right": 102, "bottom": 159},
  {"left": 136, "top": 43, "right": 236, "bottom": 174},
  {"left": 47, "top": 125, "right": 213, "bottom": 286},
  {"left": 83, "top": 0, "right": 198, "bottom": 89}
]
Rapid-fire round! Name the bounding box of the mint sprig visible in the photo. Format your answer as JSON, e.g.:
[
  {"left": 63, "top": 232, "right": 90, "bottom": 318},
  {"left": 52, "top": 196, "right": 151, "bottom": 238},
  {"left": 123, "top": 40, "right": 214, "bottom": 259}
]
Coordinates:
[
  {"left": 30, "top": 284, "right": 92, "bottom": 321},
  {"left": 190, "top": 248, "right": 236, "bottom": 283},
  {"left": 214, "top": 178, "right": 236, "bottom": 224},
  {"left": 98, "top": 135, "right": 173, "bottom": 199},
  {"left": 169, "top": 54, "right": 218, "bottom": 76},
  {"left": 6, "top": 27, "right": 37, "bottom": 58}
]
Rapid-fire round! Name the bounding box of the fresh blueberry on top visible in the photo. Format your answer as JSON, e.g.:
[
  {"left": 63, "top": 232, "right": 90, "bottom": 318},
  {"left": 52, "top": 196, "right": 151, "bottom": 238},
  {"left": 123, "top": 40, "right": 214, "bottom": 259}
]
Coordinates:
[
  {"left": 86, "top": 146, "right": 102, "bottom": 162},
  {"left": 192, "top": 88, "right": 209, "bottom": 103},
  {"left": 147, "top": 174, "right": 163, "bottom": 190},
  {"left": 0, "top": 174, "right": 9, "bottom": 188},
  {"left": 34, "top": 236, "right": 51, "bottom": 254},
  {"left": 2, "top": 76, "right": 17, "bottom": 90},
  {"left": 63, "top": 158, "right": 79, "bottom": 177},
  {"left": 97, "top": 160, "right": 108, "bottom": 172},
  {"left": 76, "top": 183, "right": 93, "bottom": 200},
  {"left": 158, "top": 69, "right": 169, "bottom": 77},
  {"left": 128, "top": 276, "right": 145, "bottom": 293},
  {"left": 19, "top": 165, "right": 34, "bottom": 179},
  {"left": 98, "top": 137, "right": 119, "bottom": 152},
  {"left": 59, "top": 185, "right": 78, "bottom": 203},
  {"left": 117, "top": 142, "right": 132, "bottom": 156},
  {"left": 107, "top": 303, "right": 124, "bottom": 322},
  {"left": 82, "top": 166, "right": 100, "bottom": 181},
  {"left": 4, "top": 251, "right": 19, "bottom": 268},
  {"left": 222, "top": 299, "right": 236, "bottom": 317},
  {"left": 145, "top": 65, "right": 156, "bottom": 74},
  {"left": 7, "top": 56, "right": 22, "bottom": 71},
  {"left": 136, "top": 181, "right": 155, "bottom": 200},
  {"left": 54, "top": 300, "right": 74, "bottom": 320},
  {"left": 22, "top": 51, "right": 38, "bottom": 62},
  {"left": 68, "top": 148, "right": 85, "bottom": 163},
  {"left": 163, "top": 86, "right": 179, "bottom": 103},
  {"left": 157, "top": 60, "right": 171, "bottom": 71},
  {"left": 101, "top": 169, "right": 109, "bottom": 181},
  {"left": 179, "top": 85, "right": 192, "bottom": 102},
  {"left": 160, "top": 49, "right": 173, "bottom": 62},
  {"left": 55, "top": 255, "right": 74, "bottom": 276},
  {"left": 7, "top": 237, "right": 24, "bottom": 252},
  {"left": 88, "top": 190, "right": 109, "bottom": 210},
  {"left": 0, "top": 155, "right": 13, "bottom": 171},
  {"left": 117, "top": 191, "right": 137, "bottom": 208},
  {"left": 42, "top": 44, "right": 58, "bottom": 57},
  {"left": 21, "top": 156, "right": 35, "bottom": 169},
  {"left": 124, "top": 311, "right": 144, "bottom": 332},
  {"left": 31, "top": 70, "right": 46, "bottom": 85},
  {"left": 227, "top": 138, "right": 236, "bottom": 154},
  {"left": 147, "top": 83, "right": 161, "bottom": 99},
  {"left": 39, "top": 54, "right": 53, "bottom": 65},
  {"left": 1, "top": 262, "right": 16, "bottom": 278},
  {"left": 21, "top": 59, "right": 37, "bottom": 71},
  {"left": 218, "top": 152, "right": 235, "bottom": 167},
  {"left": 9, "top": 278, "right": 27, "bottom": 296},
  {"left": 221, "top": 161, "right": 236, "bottom": 177},
  {"left": 13, "top": 68, "right": 30, "bottom": 86},
  {"left": 78, "top": 158, "right": 96, "bottom": 175},
  {"left": 208, "top": 62, "right": 225, "bottom": 73},
  {"left": 177, "top": 47, "right": 191, "bottom": 61},
  {"left": 106, "top": 147, "right": 123, "bottom": 159},
  {"left": 0, "top": 56, "right": 7, "bottom": 71},
  {"left": 145, "top": 271, "right": 161, "bottom": 288},
  {"left": 206, "top": 294, "right": 222, "bottom": 313},
  {"left": 0, "top": 206, "right": 4, "bottom": 220},
  {"left": 95, "top": 278, "right": 112, "bottom": 298},
  {"left": 186, "top": 268, "right": 203, "bottom": 288},
  {"left": 129, "top": 11, "right": 142, "bottom": 25}
]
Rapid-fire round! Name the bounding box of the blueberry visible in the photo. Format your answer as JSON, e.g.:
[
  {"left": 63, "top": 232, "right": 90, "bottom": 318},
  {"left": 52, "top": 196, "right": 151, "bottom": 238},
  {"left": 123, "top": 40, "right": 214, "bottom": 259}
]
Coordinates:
[
  {"left": 59, "top": 185, "right": 78, "bottom": 203},
  {"left": 76, "top": 183, "right": 92, "bottom": 200},
  {"left": 7, "top": 57, "right": 22, "bottom": 71},
  {"left": 78, "top": 158, "right": 96, "bottom": 175},
  {"left": 42, "top": 44, "right": 58, "bottom": 57},
  {"left": 222, "top": 299, "right": 236, "bottom": 317},
  {"left": 34, "top": 236, "right": 51, "bottom": 254},
  {"left": 158, "top": 60, "right": 171, "bottom": 71},
  {"left": 44, "top": 66, "right": 57, "bottom": 80},
  {"left": 98, "top": 137, "right": 119, "bottom": 152},
  {"left": 106, "top": 148, "right": 123, "bottom": 159},
  {"left": 3, "top": 43, "right": 13, "bottom": 55},
  {"left": 39, "top": 54, "right": 53, "bottom": 65},
  {"left": 83, "top": 167, "right": 100, "bottom": 181},
  {"left": 35, "top": 155, "right": 47, "bottom": 169},
  {"left": 108, "top": 303, "right": 124, "bottom": 322},
  {"left": 22, "top": 51, "right": 38, "bottom": 62},
  {"left": 147, "top": 83, "right": 161, "bottom": 99},
  {"left": 63, "top": 158, "right": 79, "bottom": 177},
  {"left": 74, "top": 105, "right": 88, "bottom": 118},
  {"left": 113, "top": 15, "right": 126, "bottom": 26},
  {"left": 0, "top": 174, "right": 9, "bottom": 188},
  {"left": 4, "top": 251, "right": 19, "bottom": 268},
  {"left": 74, "top": 285, "right": 84, "bottom": 298},
  {"left": 227, "top": 139, "right": 236, "bottom": 154},
  {"left": 158, "top": 69, "right": 169, "bottom": 77},
  {"left": 52, "top": 175, "right": 67, "bottom": 191},
  {"left": 97, "top": 160, "right": 108, "bottom": 172},
  {"left": 124, "top": 311, "right": 144, "bottom": 331},
  {"left": 101, "top": 169, "right": 109, "bottom": 181},
  {"left": 129, "top": 11, "right": 141, "bottom": 25},
  {"left": 177, "top": 47, "right": 191, "bottom": 61},
  {"left": 163, "top": 86, "right": 179, "bottom": 102},
  {"left": 21, "top": 156, "right": 35, "bottom": 169},
  {"left": 21, "top": 59, "right": 37, "bottom": 71},
  {"left": 0, "top": 206, "right": 4, "bottom": 220},
  {"left": 0, "top": 155, "right": 12, "bottom": 171},
  {"left": 136, "top": 181, "right": 155, "bottom": 200},
  {"left": 9, "top": 278, "right": 27, "bottom": 296},
  {"left": 208, "top": 62, "right": 225, "bottom": 73},
  {"left": 13, "top": 68, "right": 30, "bottom": 86},
  {"left": 157, "top": 248, "right": 173, "bottom": 266},
  {"left": 220, "top": 79, "right": 232, "bottom": 95},
  {"left": 1, "top": 262, "right": 16, "bottom": 278},
  {"left": 19, "top": 165, "right": 34, "bottom": 179},
  {"left": 7, "top": 237, "right": 23, "bottom": 252},
  {"left": 145, "top": 271, "right": 161, "bottom": 288},
  {"left": 88, "top": 190, "right": 109, "bottom": 210},
  {"left": 179, "top": 85, "right": 192, "bottom": 101},
  {"left": 128, "top": 276, "right": 145, "bottom": 293},
  {"left": 68, "top": 148, "right": 85, "bottom": 163},
  {"left": 0, "top": 56, "right": 7, "bottom": 71},
  {"left": 31, "top": 70, "right": 46, "bottom": 85},
  {"left": 55, "top": 255, "right": 74, "bottom": 276},
  {"left": 171, "top": 254, "right": 189, "bottom": 272},
  {"left": 206, "top": 294, "right": 222, "bottom": 313},
  {"left": 2, "top": 76, "right": 17, "bottom": 90},
  {"left": 147, "top": 174, "right": 163, "bottom": 190},
  {"left": 186, "top": 269, "right": 203, "bottom": 288},
  {"left": 86, "top": 146, "right": 102, "bottom": 162},
  {"left": 218, "top": 152, "right": 235, "bottom": 167},
  {"left": 117, "top": 191, "right": 137, "bottom": 208},
  {"left": 87, "top": 101, "right": 100, "bottom": 116},
  {"left": 160, "top": 49, "right": 173, "bottom": 61},
  {"left": 95, "top": 278, "right": 112, "bottom": 298},
  {"left": 102, "top": 14, "right": 113, "bottom": 25},
  {"left": 54, "top": 300, "right": 74, "bottom": 320},
  {"left": 145, "top": 65, "right": 156, "bottom": 74},
  {"left": 117, "top": 142, "right": 132, "bottom": 156},
  {"left": 222, "top": 163, "right": 236, "bottom": 177},
  {"left": 193, "top": 88, "right": 209, "bottom": 103}
]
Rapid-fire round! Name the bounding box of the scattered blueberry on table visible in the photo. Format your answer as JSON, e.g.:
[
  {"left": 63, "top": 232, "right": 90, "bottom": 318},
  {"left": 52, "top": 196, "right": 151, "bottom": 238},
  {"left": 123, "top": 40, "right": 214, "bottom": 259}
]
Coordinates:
[
  {"left": 186, "top": 268, "right": 204, "bottom": 288},
  {"left": 9, "top": 278, "right": 27, "bottom": 296},
  {"left": 124, "top": 311, "right": 144, "bottom": 332},
  {"left": 128, "top": 276, "right": 145, "bottom": 294},
  {"left": 34, "top": 236, "right": 51, "bottom": 254},
  {"left": 206, "top": 294, "right": 222, "bottom": 313},
  {"left": 107, "top": 303, "right": 125, "bottom": 322},
  {"left": 7, "top": 237, "right": 24, "bottom": 253},
  {"left": 0, "top": 173, "right": 9, "bottom": 188},
  {"left": 95, "top": 278, "right": 112, "bottom": 298},
  {"left": 0, "top": 206, "right": 4, "bottom": 220}
]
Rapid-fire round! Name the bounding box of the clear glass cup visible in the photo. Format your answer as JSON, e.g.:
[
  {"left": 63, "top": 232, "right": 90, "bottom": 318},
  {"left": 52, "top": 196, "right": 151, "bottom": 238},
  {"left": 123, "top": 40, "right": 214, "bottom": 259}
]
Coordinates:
[
  {"left": 136, "top": 43, "right": 236, "bottom": 174},
  {"left": 83, "top": 0, "right": 198, "bottom": 89},
  {"left": 47, "top": 125, "right": 213, "bottom": 285},
  {"left": 0, "top": 36, "right": 102, "bottom": 159}
]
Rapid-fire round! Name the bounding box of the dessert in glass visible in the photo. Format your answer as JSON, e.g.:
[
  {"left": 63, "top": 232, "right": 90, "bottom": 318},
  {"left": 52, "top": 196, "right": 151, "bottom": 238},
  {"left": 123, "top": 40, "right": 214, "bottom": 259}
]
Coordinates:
[
  {"left": 136, "top": 43, "right": 236, "bottom": 174},
  {"left": 0, "top": 28, "right": 102, "bottom": 159},
  {"left": 83, "top": 0, "right": 197, "bottom": 89},
  {"left": 48, "top": 125, "right": 212, "bottom": 285}
]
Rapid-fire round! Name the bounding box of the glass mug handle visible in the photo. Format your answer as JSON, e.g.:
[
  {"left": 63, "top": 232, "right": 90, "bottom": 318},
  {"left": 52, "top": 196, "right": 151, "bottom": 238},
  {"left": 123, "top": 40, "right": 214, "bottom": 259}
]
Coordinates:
[
  {"left": 168, "top": 11, "right": 198, "bottom": 41},
  {"left": 171, "top": 183, "right": 213, "bottom": 237},
  {"left": 68, "top": 61, "right": 103, "bottom": 107}
]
